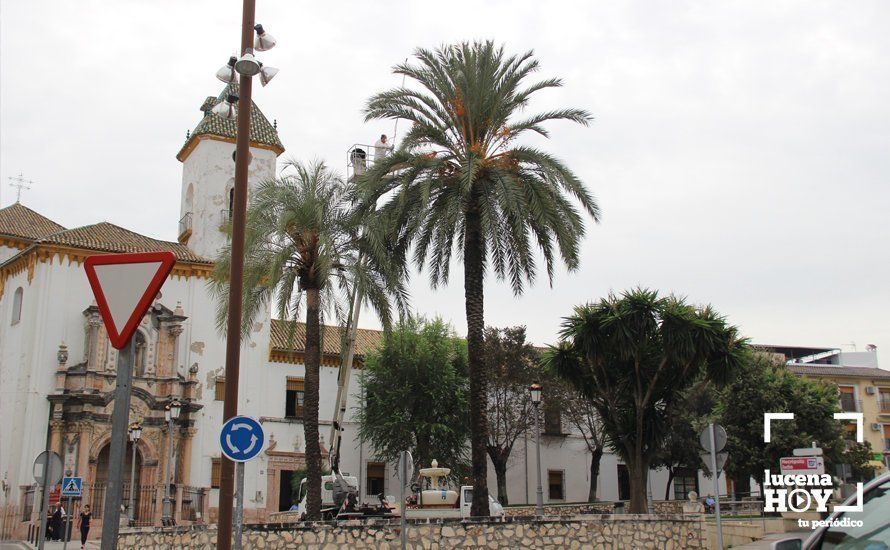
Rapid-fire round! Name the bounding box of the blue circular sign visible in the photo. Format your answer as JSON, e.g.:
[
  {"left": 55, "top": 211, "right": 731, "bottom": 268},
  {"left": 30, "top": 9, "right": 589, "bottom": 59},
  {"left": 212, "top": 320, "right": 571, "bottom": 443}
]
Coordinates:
[{"left": 219, "top": 416, "right": 265, "bottom": 462}]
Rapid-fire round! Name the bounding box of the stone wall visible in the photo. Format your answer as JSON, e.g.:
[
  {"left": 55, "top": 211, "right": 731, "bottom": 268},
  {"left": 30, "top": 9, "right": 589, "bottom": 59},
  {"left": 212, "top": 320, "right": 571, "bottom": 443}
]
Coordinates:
[
  {"left": 118, "top": 515, "right": 704, "bottom": 549},
  {"left": 503, "top": 503, "right": 618, "bottom": 516}
]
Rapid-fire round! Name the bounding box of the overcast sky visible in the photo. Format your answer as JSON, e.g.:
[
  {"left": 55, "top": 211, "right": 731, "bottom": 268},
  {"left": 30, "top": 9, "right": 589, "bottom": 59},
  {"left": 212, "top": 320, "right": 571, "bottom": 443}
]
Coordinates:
[{"left": 2, "top": 1, "right": 888, "bottom": 363}]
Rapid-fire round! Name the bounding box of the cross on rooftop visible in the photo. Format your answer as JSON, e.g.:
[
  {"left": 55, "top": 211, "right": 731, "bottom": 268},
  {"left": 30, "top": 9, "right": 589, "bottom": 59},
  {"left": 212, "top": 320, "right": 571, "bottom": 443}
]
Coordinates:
[{"left": 8, "top": 173, "right": 34, "bottom": 202}]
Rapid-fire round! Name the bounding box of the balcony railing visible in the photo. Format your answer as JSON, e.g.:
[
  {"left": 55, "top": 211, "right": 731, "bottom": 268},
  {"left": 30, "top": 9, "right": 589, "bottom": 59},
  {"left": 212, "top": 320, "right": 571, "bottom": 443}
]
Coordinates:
[
  {"left": 839, "top": 394, "right": 862, "bottom": 413},
  {"left": 219, "top": 209, "right": 232, "bottom": 228},
  {"left": 178, "top": 212, "right": 193, "bottom": 243}
]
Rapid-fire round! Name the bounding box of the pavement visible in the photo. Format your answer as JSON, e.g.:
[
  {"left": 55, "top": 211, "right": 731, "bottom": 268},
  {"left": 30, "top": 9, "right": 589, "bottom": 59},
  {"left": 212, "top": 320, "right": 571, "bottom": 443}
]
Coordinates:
[{"left": 731, "top": 530, "right": 812, "bottom": 549}]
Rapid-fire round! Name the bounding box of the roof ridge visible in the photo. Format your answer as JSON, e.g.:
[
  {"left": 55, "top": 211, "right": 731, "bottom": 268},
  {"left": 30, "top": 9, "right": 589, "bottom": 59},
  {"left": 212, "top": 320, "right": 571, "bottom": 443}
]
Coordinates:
[{"left": 0, "top": 202, "right": 66, "bottom": 240}]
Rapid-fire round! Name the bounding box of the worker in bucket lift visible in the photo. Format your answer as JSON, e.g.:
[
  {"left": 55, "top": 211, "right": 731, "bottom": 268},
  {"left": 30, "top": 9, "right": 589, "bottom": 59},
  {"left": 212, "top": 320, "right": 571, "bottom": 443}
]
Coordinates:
[{"left": 374, "top": 134, "right": 391, "bottom": 161}]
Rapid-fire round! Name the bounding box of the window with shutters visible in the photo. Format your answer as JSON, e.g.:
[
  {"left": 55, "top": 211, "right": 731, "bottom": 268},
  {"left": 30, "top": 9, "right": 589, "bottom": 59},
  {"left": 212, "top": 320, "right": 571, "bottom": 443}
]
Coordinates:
[
  {"left": 211, "top": 458, "right": 221, "bottom": 488},
  {"left": 547, "top": 470, "right": 565, "bottom": 501},
  {"left": 286, "top": 377, "right": 305, "bottom": 419},
  {"left": 839, "top": 385, "right": 858, "bottom": 412},
  {"left": 215, "top": 377, "right": 226, "bottom": 401},
  {"left": 366, "top": 462, "right": 386, "bottom": 496},
  {"left": 673, "top": 467, "right": 699, "bottom": 500}
]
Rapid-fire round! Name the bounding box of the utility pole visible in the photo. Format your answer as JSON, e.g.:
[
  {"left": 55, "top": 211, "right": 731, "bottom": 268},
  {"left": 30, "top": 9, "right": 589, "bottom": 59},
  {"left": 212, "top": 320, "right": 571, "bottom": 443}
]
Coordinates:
[{"left": 217, "top": 0, "right": 256, "bottom": 547}]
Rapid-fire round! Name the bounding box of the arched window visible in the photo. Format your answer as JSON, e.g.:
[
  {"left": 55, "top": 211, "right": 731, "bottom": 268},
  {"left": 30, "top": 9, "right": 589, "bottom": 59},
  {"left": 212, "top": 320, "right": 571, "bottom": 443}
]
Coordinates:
[
  {"left": 11, "top": 287, "right": 23, "bottom": 325},
  {"left": 185, "top": 183, "right": 195, "bottom": 212}
]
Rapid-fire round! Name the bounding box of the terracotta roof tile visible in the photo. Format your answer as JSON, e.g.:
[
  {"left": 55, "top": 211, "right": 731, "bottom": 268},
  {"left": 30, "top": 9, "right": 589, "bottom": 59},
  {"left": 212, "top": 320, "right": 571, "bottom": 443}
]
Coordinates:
[
  {"left": 270, "top": 319, "right": 383, "bottom": 357},
  {"left": 0, "top": 203, "right": 65, "bottom": 241},
  {"left": 38, "top": 222, "right": 211, "bottom": 264},
  {"left": 786, "top": 364, "right": 890, "bottom": 380},
  {"left": 177, "top": 84, "right": 283, "bottom": 160}
]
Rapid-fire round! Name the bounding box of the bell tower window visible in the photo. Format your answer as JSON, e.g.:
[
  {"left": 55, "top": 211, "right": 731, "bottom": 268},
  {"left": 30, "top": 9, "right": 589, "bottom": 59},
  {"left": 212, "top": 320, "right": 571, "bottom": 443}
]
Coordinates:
[{"left": 11, "top": 287, "right": 23, "bottom": 325}]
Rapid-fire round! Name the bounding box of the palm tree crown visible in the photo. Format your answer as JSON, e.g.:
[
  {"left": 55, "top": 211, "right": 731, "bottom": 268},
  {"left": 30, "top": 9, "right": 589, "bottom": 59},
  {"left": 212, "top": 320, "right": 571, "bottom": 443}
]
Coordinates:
[
  {"left": 211, "top": 160, "right": 405, "bottom": 335},
  {"left": 356, "top": 40, "right": 600, "bottom": 515},
  {"left": 359, "top": 40, "right": 599, "bottom": 291}
]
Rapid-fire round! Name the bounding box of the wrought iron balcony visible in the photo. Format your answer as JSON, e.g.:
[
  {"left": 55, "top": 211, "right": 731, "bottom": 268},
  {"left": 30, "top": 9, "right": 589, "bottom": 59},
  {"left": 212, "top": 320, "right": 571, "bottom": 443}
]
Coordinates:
[
  {"left": 839, "top": 394, "right": 861, "bottom": 413},
  {"left": 178, "top": 212, "right": 193, "bottom": 243}
]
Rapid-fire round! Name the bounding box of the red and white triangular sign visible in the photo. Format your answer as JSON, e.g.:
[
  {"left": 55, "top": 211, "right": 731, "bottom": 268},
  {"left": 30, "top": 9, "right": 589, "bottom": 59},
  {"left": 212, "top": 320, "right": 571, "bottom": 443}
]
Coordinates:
[{"left": 83, "top": 252, "right": 176, "bottom": 350}]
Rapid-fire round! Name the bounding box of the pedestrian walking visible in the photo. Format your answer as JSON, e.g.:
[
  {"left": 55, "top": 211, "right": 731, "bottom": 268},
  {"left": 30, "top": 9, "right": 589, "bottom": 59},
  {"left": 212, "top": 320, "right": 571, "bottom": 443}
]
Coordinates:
[
  {"left": 50, "top": 505, "right": 63, "bottom": 541},
  {"left": 79, "top": 504, "right": 92, "bottom": 549}
]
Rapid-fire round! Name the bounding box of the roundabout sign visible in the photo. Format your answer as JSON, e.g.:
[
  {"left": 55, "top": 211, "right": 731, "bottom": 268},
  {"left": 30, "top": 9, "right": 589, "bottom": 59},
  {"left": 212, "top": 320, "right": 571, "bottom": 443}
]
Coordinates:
[{"left": 220, "top": 416, "right": 265, "bottom": 462}]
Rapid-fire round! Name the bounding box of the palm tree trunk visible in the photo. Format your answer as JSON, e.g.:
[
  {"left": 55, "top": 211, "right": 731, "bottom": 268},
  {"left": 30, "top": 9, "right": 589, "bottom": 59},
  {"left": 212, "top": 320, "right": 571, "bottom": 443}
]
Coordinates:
[
  {"left": 464, "top": 203, "right": 489, "bottom": 517},
  {"left": 588, "top": 447, "right": 603, "bottom": 502},
  {"left": 303, "top": 287, "right": 323, "bottom": 520},
  {"left": 627, "top": 454, "right": 650, "bottom": 514}
]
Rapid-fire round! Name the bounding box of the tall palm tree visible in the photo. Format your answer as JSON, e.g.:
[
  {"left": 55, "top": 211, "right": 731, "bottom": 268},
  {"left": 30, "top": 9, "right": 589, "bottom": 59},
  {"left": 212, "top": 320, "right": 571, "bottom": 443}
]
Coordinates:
[
  {"left": 211, "top": 160, "right": 407, "bottom": 520},
  {"left": 356, "top": 41, "right": 600, "bottom": 515}
]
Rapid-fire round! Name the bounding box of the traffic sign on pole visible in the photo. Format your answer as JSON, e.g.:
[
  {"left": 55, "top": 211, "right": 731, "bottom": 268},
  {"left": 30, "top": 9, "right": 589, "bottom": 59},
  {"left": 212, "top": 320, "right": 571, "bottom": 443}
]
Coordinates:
[
  {"left": 33, "top": 451, "right": 63, "bottom": 486},
  {"left": 61, "top": 476, "right": 83, "bottom": 497},
  {"left": 83, "top": 251, "right": 176, "bottom": 349},
  {"left": 220, "top": 416, "right": 265, "bottom": 462},
  {"left": 699, "top": 424, "right": 727, "bottom": 453}
]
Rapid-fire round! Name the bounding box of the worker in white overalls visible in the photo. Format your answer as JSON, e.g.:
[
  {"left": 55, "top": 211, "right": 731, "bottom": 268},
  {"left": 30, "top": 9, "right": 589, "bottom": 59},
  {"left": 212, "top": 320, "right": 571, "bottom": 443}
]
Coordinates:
[{"left": 373, "top": 134, "right": 391, "bottom": 161}]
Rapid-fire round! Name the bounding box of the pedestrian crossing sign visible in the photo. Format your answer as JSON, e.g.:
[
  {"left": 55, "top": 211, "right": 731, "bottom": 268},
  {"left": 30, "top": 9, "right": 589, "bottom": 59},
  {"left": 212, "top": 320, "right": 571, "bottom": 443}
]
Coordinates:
[{"left": 61, "top": 476, "right": 82, "bottom": 497}]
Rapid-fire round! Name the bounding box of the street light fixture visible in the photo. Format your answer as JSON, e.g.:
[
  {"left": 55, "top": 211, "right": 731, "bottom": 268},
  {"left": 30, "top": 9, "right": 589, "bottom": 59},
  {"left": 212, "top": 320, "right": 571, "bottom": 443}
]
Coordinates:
[
  {"left": 258, "top": 62, "right": 278, "bottom": 87},
  {"left": 216, "top": 56, "right": 239, "bottom": 84},
  {"left": 127, "top": 423, "right": 142, "bottom": 526},
  {"left": 529, "top": 383, "right": 542, "bottom": 405},
  {"left": 212, "top": 94, "right": 239, "bottom": 121},
  {"left": 162, "top": 400, "right": 183, "bottom": 525},
  {"left": 253, "top": 24, "right": 276, "bottom": 51},
  {"left": 528, "top": 383, "right": 544, "bottom": 516},
  {"left": 234, "top": 51, "right": 261, "bottom": 77}
]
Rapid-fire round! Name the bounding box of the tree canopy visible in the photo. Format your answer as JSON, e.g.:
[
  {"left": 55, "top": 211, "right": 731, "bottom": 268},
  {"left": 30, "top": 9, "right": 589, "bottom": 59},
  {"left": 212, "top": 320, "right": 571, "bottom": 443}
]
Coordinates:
[
  {"left": 545, "top": 288, "right": 747, "bottom": 512},
  {"left": 357, "top": 317, "right": 470, "bottom": 473}
]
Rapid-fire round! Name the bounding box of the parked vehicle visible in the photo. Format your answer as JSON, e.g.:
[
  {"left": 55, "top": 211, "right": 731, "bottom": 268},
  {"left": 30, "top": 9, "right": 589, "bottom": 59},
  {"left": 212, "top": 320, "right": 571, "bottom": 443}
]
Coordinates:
[
  {"left": 294, "top": 474, "right": 360, "bottom": 520},
  {"left": 771, "top": 472, "right": 890, "bottom": 549}
]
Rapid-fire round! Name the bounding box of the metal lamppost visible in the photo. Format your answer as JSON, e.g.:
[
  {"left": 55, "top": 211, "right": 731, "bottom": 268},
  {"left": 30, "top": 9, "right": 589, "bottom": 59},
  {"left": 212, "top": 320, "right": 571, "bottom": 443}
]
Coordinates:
[
  {"left": 215, "top": 7, "right": 278, "bottom": 548},
  {"left": 529, "top": 383, "right": 544, "bottom": 516},
  {"left": 162, "top": 400, "right": 182, "bottom": 525},
  {"left": 127, "top": 423, "right": 142, "bottom": 526}
]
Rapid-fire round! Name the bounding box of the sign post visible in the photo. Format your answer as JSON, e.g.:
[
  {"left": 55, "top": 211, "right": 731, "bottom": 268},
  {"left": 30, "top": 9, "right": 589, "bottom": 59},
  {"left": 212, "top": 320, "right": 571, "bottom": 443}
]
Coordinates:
[
  {"left": 61, "top": 476, "right": 82, "bottom": 550},
  {"left": 33, "top": 451, "right": 63, "bottom": 550},
  {"left": 83, "top": 252, "right": 176, "bottom": 550},
  {"left": 396, "top": 451, "right": 413, "bottom": 550},
  {"left": 700, "top": 423, "right": 727, "bottom": 550},
  {"left": 219, "top": 416, "right": 265, "bottom": 550}
]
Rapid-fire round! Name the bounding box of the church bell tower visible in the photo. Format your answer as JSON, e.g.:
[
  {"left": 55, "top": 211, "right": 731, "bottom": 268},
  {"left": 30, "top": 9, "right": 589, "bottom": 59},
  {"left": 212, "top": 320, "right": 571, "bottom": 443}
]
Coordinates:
[{"left": 175, "top": 84, "right": 284, "bottom": 260}]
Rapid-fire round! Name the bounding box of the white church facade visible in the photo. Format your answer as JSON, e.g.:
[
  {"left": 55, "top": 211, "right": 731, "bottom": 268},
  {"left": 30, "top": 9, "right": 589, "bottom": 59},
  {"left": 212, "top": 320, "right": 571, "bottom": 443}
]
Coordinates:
[{"left": 0, "top": 85, "right": 717, "bottom": 540}]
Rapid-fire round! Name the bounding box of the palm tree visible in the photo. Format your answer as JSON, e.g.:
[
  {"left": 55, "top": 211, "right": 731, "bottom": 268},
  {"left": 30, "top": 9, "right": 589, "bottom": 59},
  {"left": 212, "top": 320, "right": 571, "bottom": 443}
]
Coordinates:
[
  {"left": 211, "top": 160, "right": 406, "bottom": 520},
  {"left": 356, "top": 41, "right": 599, "bottom": 515},
  {"left": 545, "top": 289, "right": 747, "bottom": 513}
]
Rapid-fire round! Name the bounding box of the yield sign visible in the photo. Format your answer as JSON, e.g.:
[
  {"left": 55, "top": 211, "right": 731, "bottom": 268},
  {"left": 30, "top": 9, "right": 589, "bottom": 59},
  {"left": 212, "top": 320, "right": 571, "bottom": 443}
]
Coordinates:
[{"left": 84, "top": 252, "right": 176, "bottom": 349}]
